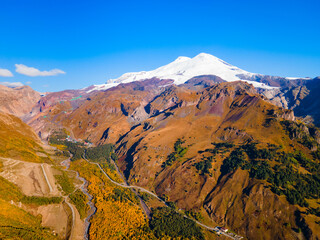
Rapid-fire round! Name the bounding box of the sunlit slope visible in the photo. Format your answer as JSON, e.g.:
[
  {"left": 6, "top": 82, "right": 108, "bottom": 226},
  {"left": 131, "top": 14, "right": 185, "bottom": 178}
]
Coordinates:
[
  {"left": 23, "top": 79, "right": 320, "bottom": 239},
  {"left": 0, "top": 172, "right": 59, "bottom": 239},
  {"left": 113, "top": 82, "right": 320, "bottom": 239},
  {"left": 0, "top": 112, "right": 50, "bottom": 163},
  {"left": 0, "top": 85, "right": 40, "bottom": 117}
]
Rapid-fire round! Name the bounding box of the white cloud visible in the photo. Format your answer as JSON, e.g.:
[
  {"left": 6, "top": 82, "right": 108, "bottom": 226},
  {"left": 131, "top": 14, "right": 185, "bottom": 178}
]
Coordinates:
[
  {"left": 0, "top": 82, "right": 24, "bottom": 88},
  {"left": 15, "top": 64, "right": 66, "bottom": 77},
  {"left": 26, "top": 81, "right": 32, "bottom": 85},
  {"left": 0, "top": 68, "right": 13, "bottom": 77}
]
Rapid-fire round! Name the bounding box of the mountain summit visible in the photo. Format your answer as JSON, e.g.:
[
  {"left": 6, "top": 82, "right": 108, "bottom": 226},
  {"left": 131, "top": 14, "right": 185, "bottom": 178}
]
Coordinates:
[{"left": 88, "top": 53, "right": 275, "bottom": 92}]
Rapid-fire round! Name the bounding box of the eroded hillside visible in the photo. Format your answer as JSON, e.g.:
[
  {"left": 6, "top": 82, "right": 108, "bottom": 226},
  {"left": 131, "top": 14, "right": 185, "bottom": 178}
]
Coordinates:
[
  {"left": 24, "top": 80, "right": 320, "bottom": 239},
  {"left": 0, "top": 85, "right": 40, "bottom": 117},
  {"left": 0, "top": 112, "right": 87, "bottom": 239}
]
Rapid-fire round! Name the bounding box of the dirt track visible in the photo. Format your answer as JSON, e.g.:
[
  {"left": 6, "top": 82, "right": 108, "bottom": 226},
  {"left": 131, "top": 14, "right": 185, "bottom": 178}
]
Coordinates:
[
  {"left": 0, "top": 157, "right": 60, "bottom": 196},
  {"left": 0, "top": 157, "right": 84, "bottom": 239},
  {"left": 83, "top": 157, "right": 238, "bottom": 239}
]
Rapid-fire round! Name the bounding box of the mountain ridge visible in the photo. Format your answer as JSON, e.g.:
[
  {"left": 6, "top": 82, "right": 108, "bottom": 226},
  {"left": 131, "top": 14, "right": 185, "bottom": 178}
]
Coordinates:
[
  {"left": 4, "top": 77, "right": 320, "bottom": 239},
  {"left": 0, "top": 85, "right": 40, "bottom": 117}
]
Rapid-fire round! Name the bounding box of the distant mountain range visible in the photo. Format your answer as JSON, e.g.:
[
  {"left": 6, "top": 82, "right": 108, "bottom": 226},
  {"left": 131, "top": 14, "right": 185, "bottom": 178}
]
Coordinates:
[{"left": 84, "top": 53, "right": 320, "bottom": 125}]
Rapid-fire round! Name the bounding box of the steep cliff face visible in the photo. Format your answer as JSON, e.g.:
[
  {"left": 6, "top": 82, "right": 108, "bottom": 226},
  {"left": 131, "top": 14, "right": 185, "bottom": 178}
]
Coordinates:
[
  {"left": 294, "top": 77, "right": 320, "bottom": 126},
  {"left": 0, "top": 85, "right": 40, "bottom": 117},
  {"left": 258, "top": 77, "right": 320, "bottom": 126},
  {"left": 260, "top": 85, "right": 309, "bottom": 110}
]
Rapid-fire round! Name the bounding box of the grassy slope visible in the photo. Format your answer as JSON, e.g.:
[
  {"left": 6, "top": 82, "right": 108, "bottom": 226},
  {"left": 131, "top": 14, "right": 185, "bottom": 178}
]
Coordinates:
[
  {"left": 0, "top": 176, "right": 60, "bottom": 239},
  {"left": 0, "top": 112, "right": 60, "bottom": 239},
  {"left": 0, "top": 112, "right": 50, "bottom": 163}
]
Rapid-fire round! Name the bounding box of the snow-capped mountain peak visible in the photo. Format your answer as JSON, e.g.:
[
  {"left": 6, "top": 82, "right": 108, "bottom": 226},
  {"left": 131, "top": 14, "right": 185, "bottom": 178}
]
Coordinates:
[
  {"left": 173, "top": 56, "right": 191, "bottom": 63},
  {"left": 88, "top": 53, "right": 275, "bottom": 92}
]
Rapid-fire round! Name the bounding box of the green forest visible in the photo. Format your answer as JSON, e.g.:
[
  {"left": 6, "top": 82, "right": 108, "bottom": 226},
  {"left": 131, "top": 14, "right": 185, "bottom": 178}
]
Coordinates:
[
  {"left": 218, "top": 142, "right": 320, "bottom": 208},
  {"left": 162, "top": 138, "right": 188, "bottom": 168},
  {"left": 150, "top": 207, "right": 205, "bottom": 239}
]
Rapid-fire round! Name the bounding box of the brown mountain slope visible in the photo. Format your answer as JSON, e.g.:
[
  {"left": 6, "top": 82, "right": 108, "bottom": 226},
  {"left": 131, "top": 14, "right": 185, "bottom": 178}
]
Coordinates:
[
  {"left": 25, "top": 88, "right": 91, "bottom": 139},
  {"left": 0, "top": 112, "right": 50, "bottom": 162},
  {"left": 0, "top": 111, "right": 61, "bottom": 239},
  {"left": 113, "top": 82, "right": 319, "bottom": 239},
  {"left": 183, "top": 74, "right": 320, "bottom": 127},
  {"left": 204, "top": 169, "right": 298, "bottom": 239},
  {"left": 0, "top": 85, "right": 40, "bottom": 117},
  {"left": 25, "top": 80, "right": 320, "bottom": 239},
  {"left": 26, "top": 78, "right": 173, "bottom": 142}
]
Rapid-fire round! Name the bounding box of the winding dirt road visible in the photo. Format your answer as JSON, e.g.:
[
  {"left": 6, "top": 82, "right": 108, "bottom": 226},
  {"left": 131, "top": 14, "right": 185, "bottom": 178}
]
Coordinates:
[
  {"left": 61, "top": 158, "right": 96, "bottom": 240},
  {"left": 64, "top": 197, "right": 75, "bottom": 240},
  {"left": 82, "top": 156, "right": 240, "bottom": 239}
]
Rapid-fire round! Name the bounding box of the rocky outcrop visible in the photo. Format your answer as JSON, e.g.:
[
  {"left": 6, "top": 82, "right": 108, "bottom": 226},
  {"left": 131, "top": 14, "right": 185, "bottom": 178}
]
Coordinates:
[
  {"left": 257, "top": 77, "right": 320, "bottom": 126},
  {"left": 294, "top": 77, "right": 320, "bottom": 126},
  {"left": 259, "top": 85, "right": 310, "bottom": 110}
]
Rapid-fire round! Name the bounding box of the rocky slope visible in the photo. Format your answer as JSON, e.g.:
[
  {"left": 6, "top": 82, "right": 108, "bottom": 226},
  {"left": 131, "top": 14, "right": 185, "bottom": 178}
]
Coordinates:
[
  {"left": 26, "top": 78, "right": 173, "bottom": 142},
  {"left": 25, "top": 88, "right": 91, "bottom": 139},
  {"left": 257, "top": 77, "right": 320, "bottom": 126},
  {"left": 113, "top": 81, "right": 319, "bottom": 239},
  {"left": 25, "top": 78, "right": 320, "bottom": 239},
  {"left": 0, "top": 85, "right": 40, "bottom": 117},
  {"left": 294, "top": 77, "right": 320, "bottom": 125},
  {"left": 204, "top": 169, "right": 298, "bottom": 240},
  {"left": 83, "top": 52, "right": 320, "bottom": 129}
]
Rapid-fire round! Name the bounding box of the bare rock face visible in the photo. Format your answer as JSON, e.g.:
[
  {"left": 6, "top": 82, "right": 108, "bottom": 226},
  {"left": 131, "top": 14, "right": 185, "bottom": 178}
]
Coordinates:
[
  {"left": 260, "top": 85, "right": 310, "bottom": 110},
  {"left": 257, "top": 77, "right": 320, "bottom": 127},
  {"left": 277, "top": 109, "right": 295, "bottom": 121},
  {"left": 0, "top": 85, "right": 41, "bottom": 117},
  {"left": 294, "top": 77, "right": 320, "bottom": 126},
  {"left": 128, "top": 105, "right": 150, "bottom": 124},
  {"left": 218, "top": 127, "right": 253, "bottom": 142}
]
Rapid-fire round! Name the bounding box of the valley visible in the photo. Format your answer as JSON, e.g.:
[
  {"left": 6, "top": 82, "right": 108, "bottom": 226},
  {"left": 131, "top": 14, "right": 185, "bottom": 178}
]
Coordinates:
[{"left": 1, "top": 53, "right": 320, "bottom": 240}]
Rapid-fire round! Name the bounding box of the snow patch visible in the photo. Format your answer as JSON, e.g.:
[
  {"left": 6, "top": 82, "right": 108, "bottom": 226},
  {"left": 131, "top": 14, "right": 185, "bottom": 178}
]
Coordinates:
[{"left": 285, "top": 77, "right": 312, "bottom": 80}]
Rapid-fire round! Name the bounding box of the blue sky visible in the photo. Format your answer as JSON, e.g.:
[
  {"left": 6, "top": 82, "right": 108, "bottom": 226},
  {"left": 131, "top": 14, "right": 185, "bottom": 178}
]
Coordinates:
[{"left": 0, "top": 0, "right": 319, "bottom": 92}]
